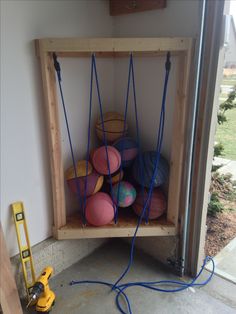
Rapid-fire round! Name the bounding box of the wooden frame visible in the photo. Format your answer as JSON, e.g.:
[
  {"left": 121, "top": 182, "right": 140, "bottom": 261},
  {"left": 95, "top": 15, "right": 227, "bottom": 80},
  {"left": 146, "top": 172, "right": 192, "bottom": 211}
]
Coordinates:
[
  {"left": 187, "top": 0, "right": 225, "bottom": 275},
  {"left": 35, "top": 38, "right": 193, "bottom": 240},
  {"left": 109, "top": 0, "right": 167, "bottom": 16}
]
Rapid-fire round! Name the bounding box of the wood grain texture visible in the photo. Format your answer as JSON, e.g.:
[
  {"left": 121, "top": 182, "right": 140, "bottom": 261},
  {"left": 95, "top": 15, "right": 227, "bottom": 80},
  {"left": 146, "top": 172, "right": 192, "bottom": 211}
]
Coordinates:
[
  {"left": 0, "top": 224, "right": 23, "bottom": 314},
  {"left": 35, "top": 38, "right": 191, "bottom": 55},
  {"left": 110, "top": 0, "right": 166, "bottom": 16},
  {"left": 56, "top": 211, "right": 176, "bottom": 239},
  {"left": 167, "top": 40, "right": 194, "bottom": 226},
  {"left": 37, "top": 42, "right": 66, "bottom": 230},
  {"left": 187, "top": 1, "right": 225, "bottom": 275}
]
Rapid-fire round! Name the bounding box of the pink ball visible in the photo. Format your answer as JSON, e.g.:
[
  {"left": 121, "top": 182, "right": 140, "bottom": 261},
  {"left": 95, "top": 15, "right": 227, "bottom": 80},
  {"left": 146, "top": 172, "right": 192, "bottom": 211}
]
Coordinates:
[
  {"left": 85, "top": 192, "right": 115, "bottom": 226},
  {"left": 92, "top": 146, "right": 121, "bottom": 175}
]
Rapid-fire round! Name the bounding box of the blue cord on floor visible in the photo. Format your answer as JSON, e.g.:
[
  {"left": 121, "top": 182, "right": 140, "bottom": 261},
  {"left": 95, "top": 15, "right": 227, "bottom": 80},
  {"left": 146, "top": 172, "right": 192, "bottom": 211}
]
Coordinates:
[
  {"left": 53, "top": 48, "right": 216, "bottom": 314},
  {"left": 70, "top": 256, "right": 215, "bottom": 314},
  {"left": 69, "top": 52, "right": 215, "bottom": 314}
]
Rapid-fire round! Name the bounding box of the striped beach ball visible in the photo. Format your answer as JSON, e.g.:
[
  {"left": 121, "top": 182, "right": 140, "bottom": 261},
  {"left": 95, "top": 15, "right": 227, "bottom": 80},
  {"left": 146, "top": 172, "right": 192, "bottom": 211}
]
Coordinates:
[
  {"left": 95, "top": 112, "right": 128, "bottom": 143},
  {"left": 132, "top": 151, "right": 169, "bottom": 188}
]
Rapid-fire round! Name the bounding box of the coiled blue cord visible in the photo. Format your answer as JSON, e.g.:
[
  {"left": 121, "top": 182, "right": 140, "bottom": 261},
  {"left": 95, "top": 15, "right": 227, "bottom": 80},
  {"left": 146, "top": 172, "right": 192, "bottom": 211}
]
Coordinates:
[{"left": 70, "top": 256, "right": 215, "bottom": 314}]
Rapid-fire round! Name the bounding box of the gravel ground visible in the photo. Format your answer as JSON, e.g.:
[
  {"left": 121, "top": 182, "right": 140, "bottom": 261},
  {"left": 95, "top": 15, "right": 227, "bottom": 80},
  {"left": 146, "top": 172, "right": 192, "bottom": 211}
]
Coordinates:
[{"left": 205, "top": 209, "right": 236, "bottom": 257}]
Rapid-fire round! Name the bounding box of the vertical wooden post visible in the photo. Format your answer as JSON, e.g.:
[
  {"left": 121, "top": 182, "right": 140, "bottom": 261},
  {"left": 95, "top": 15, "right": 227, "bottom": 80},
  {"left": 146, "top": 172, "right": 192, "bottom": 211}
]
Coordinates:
[
  {"left": 0, "top": 224, "right": 23, "bottom": 314},
  {"left": 37, "top": 41, "right": 66, "bottom": 233},
  {"left": 167, "top": 42, "right": 193, "bottom": 227}
]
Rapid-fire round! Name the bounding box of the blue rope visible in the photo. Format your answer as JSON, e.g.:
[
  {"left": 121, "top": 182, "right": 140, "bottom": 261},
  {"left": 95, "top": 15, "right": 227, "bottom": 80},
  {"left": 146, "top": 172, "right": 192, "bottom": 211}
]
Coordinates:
[
  {"left": 83, "top": 55, "right": 95, "bottom": 223},
  {"left": 57, "top": 51, "right": 215, "bottom": 314},
  {"left": 115, "top": 256, "right": 215, "bottom": 313},
  {"left": 112, "top": 52, "right": 169, "bottom": 289},
  {"left": 70, "top": 256, "right": 215, "bottom": 314},
  {"left": 53, "top": 53, "right": 85, "bottom": 223},
  {"left": 129, "top": 55, "right": 147, "bottom": 223},
  {"left": 115, "top": 54, "right": 132, "bottom": 221},
  {"left": 92, "top": 54, "right": 118, "bottom": 222},
  {"left": 145, "top": 54, "right": 170, "bottom": 222},
  {"left": 69, "top": 280, "right": 132, "bottom": 314}
]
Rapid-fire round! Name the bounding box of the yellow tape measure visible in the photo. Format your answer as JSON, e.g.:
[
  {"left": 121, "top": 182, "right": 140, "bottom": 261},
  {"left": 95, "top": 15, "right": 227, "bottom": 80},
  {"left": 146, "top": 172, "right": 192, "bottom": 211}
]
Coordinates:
[{"left": 11, "top": 202, "right": 36, "bottom": 301}]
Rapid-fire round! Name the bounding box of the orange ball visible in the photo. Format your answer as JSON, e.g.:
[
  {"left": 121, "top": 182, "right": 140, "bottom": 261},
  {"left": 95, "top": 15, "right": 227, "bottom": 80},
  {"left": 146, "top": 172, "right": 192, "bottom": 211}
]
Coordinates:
[
  {"left": 95, "top": 112, "right": 128, "bottom": 143},
  {"left": 132, "top": 188, "right": 167, "bottom": 219}
]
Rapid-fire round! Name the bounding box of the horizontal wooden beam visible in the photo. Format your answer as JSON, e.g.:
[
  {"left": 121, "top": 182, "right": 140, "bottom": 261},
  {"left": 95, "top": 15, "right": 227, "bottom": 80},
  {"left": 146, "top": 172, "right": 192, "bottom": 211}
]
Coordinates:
[
  {"left": 54, "top": 51, "right": 181, "bottom": 58},
  {"left": 36, "top": 38, "right": 192, "bottom": 56},
  {"left": 54, "top": 213, "right": 177, "bottom": 240},
  {"left": 110, "top": 0, "right": 166, "bottom": 16}
]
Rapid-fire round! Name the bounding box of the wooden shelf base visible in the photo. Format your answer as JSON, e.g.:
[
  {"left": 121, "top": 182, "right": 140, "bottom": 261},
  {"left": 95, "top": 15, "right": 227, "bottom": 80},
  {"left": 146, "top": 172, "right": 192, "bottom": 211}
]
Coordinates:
[{"left": 54, "top": 210, "right": 177, "bottom": 240}]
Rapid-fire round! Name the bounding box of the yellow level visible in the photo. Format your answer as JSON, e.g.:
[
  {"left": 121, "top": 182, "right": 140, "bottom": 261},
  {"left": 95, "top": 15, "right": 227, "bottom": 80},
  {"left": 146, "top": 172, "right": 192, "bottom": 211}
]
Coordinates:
[{"left": 11, "top": 202, "right": 36, "bottom": 301}]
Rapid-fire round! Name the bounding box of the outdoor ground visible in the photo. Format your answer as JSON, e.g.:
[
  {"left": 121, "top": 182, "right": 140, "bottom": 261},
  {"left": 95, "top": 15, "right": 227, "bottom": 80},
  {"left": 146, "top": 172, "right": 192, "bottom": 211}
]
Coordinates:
[
  {"left": 216, "top": 74, "right": 236, "bottom": 160},
  {"left": 206, "top": 171, "right": 236, "bottom": 257},
  {"left": 206, "top": 210, "right": 236, "bottom": 257},
  {"left": 206, "top": 73, "right": 236, "bottom": 257},
  {"left": 215, "top": 107, "right": 236, "bottom": 160}
]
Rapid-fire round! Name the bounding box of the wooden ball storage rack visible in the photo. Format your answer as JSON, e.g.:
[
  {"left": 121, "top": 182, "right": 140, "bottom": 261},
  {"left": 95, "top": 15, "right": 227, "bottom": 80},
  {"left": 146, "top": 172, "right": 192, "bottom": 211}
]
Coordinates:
[{"left": 35, "top": 37, "right": 193, "bottom": 240}]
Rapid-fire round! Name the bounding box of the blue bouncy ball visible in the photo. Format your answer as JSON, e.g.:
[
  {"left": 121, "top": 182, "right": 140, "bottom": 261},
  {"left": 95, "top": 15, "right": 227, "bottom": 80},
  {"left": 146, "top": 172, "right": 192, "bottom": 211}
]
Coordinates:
[
  {"left": 132, "top": 151, "right": 169, "bottom": 188},
  {"left": 113, "top": 137, "right": 138, "bottom": 167}
]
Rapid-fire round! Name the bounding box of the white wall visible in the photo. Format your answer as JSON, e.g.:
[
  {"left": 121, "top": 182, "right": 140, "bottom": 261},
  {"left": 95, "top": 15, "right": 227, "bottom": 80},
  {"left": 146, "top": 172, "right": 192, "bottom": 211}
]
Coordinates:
[
  {"left": 113, "top": 0, "right": 200, "bottom": 38},
  {"left": 0, "top": 0, "right": 114, "bottom": 256},
  {"left": 114, "top": 56, "right": 177, "bottom": 160},
  {"left": 1, "top": 0, "right": 200, "bottom": 259},
  {"left": 113, "top": 0, "right": 200, "bottom": 261},
  {"left": 113, "top": 0, "right": 200, "bottom": 160},
  {"left": 59, "top": 57, "right": 115, "bottom": 212}
]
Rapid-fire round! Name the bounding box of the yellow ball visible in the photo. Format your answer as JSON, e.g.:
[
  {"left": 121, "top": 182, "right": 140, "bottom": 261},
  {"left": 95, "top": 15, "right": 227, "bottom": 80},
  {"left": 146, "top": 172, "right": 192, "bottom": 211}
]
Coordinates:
[
  {"left": 66, "top": 160, "right": 104, "bottom": 197},
  {"left": 95, "top": 112, "right": 128, "bottom": 143},
  {"left": 93, "top": 175, "right": 104, "bottom": 194},
  {"left": 65, "top": 160, "right": 93, "bottom": 180},
  {"left": 106, "top": 169, "right": 124, "bottom": 185}
]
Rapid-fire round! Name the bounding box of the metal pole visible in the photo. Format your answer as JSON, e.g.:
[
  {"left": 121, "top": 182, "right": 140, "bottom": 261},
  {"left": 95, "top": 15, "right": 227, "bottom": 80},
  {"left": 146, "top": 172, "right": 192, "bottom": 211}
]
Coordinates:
[{"left": 181, "top": 0, "right": 207, "bottom": 276}]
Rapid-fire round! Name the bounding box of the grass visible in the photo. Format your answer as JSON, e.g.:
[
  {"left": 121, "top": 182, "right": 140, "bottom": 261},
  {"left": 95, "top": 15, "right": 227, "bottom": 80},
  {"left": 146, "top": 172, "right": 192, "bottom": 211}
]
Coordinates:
[
  {"left": 215, "top": 75, "right": 236, "bottom": 161},
  {"left": 215, "top": 107, "right": 236, "bottom": 160}
]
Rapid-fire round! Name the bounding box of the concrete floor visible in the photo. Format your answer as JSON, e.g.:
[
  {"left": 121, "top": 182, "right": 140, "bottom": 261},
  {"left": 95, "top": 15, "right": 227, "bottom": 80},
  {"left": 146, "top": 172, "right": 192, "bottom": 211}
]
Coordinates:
[
  {"left": 24, "top": 240, "right": 236, "bottom": 314},
  {"left": 206, "top": 237, "right": 236, "bottom": 284},
  {"left": 213, "top": 157, "right": 236, "bottom": 181}
]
